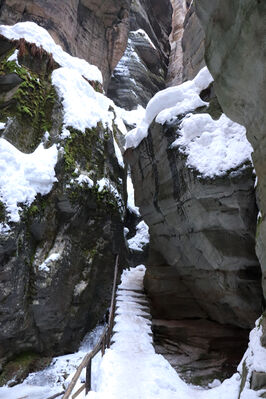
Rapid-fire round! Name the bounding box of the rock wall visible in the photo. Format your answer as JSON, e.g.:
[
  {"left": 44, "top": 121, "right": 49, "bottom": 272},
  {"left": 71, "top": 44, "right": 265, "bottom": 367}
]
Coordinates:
[
  {"left": 125, "top": 90, "right": 263, "bottom": 383},
  {"left": 195, "top": 0, "right": 266, "bottom": 393},
  {"left": 166, "top": 0, "right": 186, "bottom": 86},
  {"left": 107, "top": 0, "right": 172, "bottom": 109},
  {"left": 0, "top": 32, "right": 126, "bottom": 375},
  {"left": 0, "top": 0, "right": 131, "bottom": 87}
]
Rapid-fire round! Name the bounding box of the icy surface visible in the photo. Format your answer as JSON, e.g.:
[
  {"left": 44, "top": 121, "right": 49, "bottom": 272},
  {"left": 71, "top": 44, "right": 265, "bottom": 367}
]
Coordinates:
[
  {"left": 0, "top": 22, "right": 102, "bottom": 83},
  {"left": 85, "top": 265, "right": 243, "bottom": 399},
  {"left": 125, "top": 67, "right": 213, "bottom": 149},
  {"left": 127, "top": 220, "right": 149, "bottom": 251},
  {"left": 0, "top": 139, "right": 57, "bottom": 222},
  {"left": 0, "top": 325, "right": 104, "bottom": 399},
  {"left": 172, "top": 113, "right": 253, "bottom": 178},
  {"left": 127, "top": 174, "right": 140, "bottom": 216}
]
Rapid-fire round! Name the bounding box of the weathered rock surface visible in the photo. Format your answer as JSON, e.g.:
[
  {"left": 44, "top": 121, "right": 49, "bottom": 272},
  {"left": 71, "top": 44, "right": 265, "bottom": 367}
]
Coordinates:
[
  {"left": 166, "top": 0, "right": 187, "bottom": 86},
  {"left": 195, "top": 0, "right": 266, "bottom": 392},
  {"left": 0, "top": 0, "right": 131, "bottom": 87},
  {"left": 107, "top": 0, "right": 172, "bottom": 109},
  {"left": 182, "top": 2, "right": 205, "bottom": 81},
  {"left": 125, "top": 96, "right": 263, "bottom": 382},
  {"left": 0, "top": 34, "right": 127, "bottom": 376},
  {"left": 166, "top": 0, "right": 205, "bottom": 86}
]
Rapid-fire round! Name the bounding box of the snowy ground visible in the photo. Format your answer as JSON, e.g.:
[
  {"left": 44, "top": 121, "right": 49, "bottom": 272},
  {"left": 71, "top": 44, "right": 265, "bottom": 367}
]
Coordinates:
[
  {"left": 1, "top": 266, "right": 265, "bottom": 399},
  {"left": 0, "top": 326, "right": 104, "bottom": 399}
]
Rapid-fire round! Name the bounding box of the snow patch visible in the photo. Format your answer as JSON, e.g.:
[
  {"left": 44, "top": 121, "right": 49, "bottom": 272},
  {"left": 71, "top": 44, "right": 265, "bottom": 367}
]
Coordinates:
[
  {"left": 0, "top": 22, "right": 102, "bottom": 83},
  {"left": 131, "top": 29, "right": 156, "bottom": 49},
  {"left": 7, "top": 49, "right": 20, "bottom": 65},
  {"left": 74, "top": 280, "right": 88, "bottom": 296},
  {"left": 0, "top": 122, "right": 6, "bottom": 130},
  {"left": 127, "top": 174, "right": 140, "bottom": 216},
  {"left": 76, "top": 174, "right": 94, "bottom": 188},
  {"left": 125, "top": 67, "right": 213, "bottom": 149},
  {"left": 128, "top": 221, "right": 149, "bottom": 251},
  {"left": 171, "top": 113, "right": 253, "bottom": 178},
  {"left": 0, "top": 139, "right": 58, "bottom": 222},
  {"left": 52, "top": 67, "right": 114, "bottom": 133},
  {"left": 39, "top": 253, "right": 60, "bottom": 272}
]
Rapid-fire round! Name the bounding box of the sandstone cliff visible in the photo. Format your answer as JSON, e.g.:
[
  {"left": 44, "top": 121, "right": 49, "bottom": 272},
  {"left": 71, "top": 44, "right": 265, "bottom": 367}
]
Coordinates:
[{"left": 0, "top": 0, "right": 131, "bottom": 88}]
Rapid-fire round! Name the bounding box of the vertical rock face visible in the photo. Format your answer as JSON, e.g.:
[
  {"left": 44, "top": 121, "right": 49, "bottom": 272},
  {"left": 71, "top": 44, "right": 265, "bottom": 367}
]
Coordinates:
[
  {"left": 194, "top": 0, "right": 266, "bottom": 298},
  {"left": 107, "top": 0, "right": 172, "bottom": 109},
  {"left": 125, "top": 93, "right": 263, "bottom": 382},
  {"left": 0, "top": 0, "right": 131, "bottom": 87},
  {"left": 182, "top": 2, "right": 205, "bottom": 81},
  {"left": 195, "top": 0, "right": 266, "bottom": 391},
  {"left": 0, "top": 32, "right": 127, "bottom": 371},
  {"left": 166, "top": 0, "right": 186, "bottom": 86}
]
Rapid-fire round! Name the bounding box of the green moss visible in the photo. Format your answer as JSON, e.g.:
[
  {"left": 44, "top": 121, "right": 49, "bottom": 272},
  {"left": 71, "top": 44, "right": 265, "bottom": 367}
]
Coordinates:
[{"left": 0, "top": 48, "right": 57, "bottom": 150}]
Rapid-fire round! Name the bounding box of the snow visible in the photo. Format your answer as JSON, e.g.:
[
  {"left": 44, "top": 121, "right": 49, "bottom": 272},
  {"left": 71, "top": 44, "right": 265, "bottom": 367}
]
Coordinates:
[
  {"left": 7, "top": 49, "right": 20, "bottom": 65},
  {"left": 0, "top": 325, "right": 105, "bottom": 399},
  {"left": 237, "top": 317, "right": 266, "bottom": 398},
  {"left": 115, "top": 105, "right": 146, "bottom": 129},
  {"left": 76, "top": 174, "right": 94, "bottom": 188},
  {"left": 0, "top": 122, "right": 6, "bottom": 130},
  {"left": 113, "top": 135, "right": 124, "bottom": 168},
  {"left": 52, "top": 67, "right": 115, "bottom": 133},
  {"left": 97, "top": 177, "right": 123, "bottom": 210},
  {"left": 127, "top": 173, "right": 140, "bottom": 216},
  {"left": 39, "top": 253, "right": 60, "bottom": 272},
  {"left": 0, "top": 22, "right": 102, "bottom": 83},
  {"left": 0, "top": 139, "right": 58, "bottom": 222},
  {"left": 125, "top": 67, "right": 213, "bottom": 149},
  {"left": 171, "top": 113, "right": 253, "bottom": 178},
  {"left": 127, "top": 220, "right": 149, "bottom": 251},
  {"left": 84, "top": 265, "right": 242, "bottom": 399},
  {"left": 0, "top": 222, "right": 10, "bottom": 235},
  {"left": 131, "top": 29, "right": 156, "bottom": 49}
]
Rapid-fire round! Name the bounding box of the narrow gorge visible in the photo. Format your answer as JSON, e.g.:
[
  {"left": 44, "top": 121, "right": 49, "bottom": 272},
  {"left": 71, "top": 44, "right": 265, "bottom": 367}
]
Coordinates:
[{"left": 0, "top": 1, "right": 265, "bottom": 398}]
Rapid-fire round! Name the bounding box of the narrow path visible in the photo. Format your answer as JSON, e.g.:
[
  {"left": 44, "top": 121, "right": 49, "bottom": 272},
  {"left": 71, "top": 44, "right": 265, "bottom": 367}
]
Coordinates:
[{"left": 85, "top": 265, "right": 240, "bottom": 399}]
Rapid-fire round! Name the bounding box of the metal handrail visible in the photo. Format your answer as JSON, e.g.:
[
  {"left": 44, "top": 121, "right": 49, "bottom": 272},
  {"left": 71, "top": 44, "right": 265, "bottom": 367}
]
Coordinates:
[{"left": 45, "top": 254, "right": 120, "bottom": 399}]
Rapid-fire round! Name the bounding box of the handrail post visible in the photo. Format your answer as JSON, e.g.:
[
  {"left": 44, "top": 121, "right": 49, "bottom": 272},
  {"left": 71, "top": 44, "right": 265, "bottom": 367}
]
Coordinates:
[
  {"left": 107, "top": 254, "right": 119, "bottom": 348},
  {"left": 85, "top": 358, "right": 92, "bottom": 394}
]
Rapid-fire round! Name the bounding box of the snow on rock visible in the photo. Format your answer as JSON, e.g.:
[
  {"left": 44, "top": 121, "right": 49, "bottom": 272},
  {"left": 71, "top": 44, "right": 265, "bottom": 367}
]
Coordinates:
[
  {"left": 131, "top": 29, "right": 156, "bottom": 49},
  {"left": 0, "top": 139, "right": 58, "bottom": 222},
  {"left": 127, "top": 220, "right": 149, "bottom": 251},
  {"left": 127, "top": 174, "right": 140, "bottom": 216},
  {"left": 0, "top": 325, "right": 104, "bottom": 399},
  {"left": 0, "top": 22, "right": 102, "bottom": 83},
  {"left": 97, "top": 177, "right": 123, "bottom": 210},
  {"left": 172, "top": 113, "right": 253, "bottom": 178},
  {"left": 125, "top": 66, "right": 213, "bottom": 149},
  {"left": 237, "top": 317, "right": 266, "bottom": 397},
  {"left": 52, "top": 67, "right": 114, "bottom": 132},
  {"left": 39, "top": 253, "right": 60, "bottom": 272},
  {"left": 116, "top": 105, "right": 146, "bottom": 129},
  {"left": 76, "top": 174, "right": 94, "bottom": 188},
  {"left": 113, "top": 135, "right": 124, "bottom": 168}
]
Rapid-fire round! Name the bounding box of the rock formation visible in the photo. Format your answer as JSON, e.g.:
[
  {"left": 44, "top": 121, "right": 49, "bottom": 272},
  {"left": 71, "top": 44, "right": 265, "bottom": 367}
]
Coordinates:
[
  {"left": 0, "top": 29, "right": 126, "bottom": 378},
  {"left": 0, "top": 0, "right": 131, "bottom": 87},
  {"left": 107, "top": 0, "right": 172, "bottom": 109},
  {"left": 195, "top": 0, "right": 266, "bottom": 393}
]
